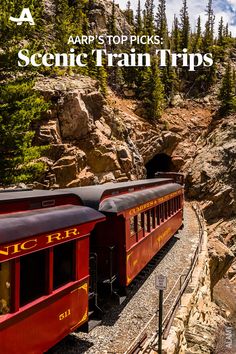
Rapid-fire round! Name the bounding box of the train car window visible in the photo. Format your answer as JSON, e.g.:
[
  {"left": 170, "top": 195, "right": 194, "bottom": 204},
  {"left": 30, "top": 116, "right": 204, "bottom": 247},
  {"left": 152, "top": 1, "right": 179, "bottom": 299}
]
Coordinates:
[
  {"left": 177, "top": 196, "right": 180, "bottom": 210},
  {"left": 53, "top": 241, "right": 75, "bottom": 289},
  {"left": 141, "top": 213, "right": 145, "bottom": 230},
  {"left": 137, "top": 214, "right": 143, "bottom": 232},
  {"left": 160, "top": 204, "right": 164, "bottom": 223},
  {"left": 173, "top": 198, "right": 176, "bottom": 213},
  {"left": 0, "top": 261, "right": 11, "bottom": 314},
  {"left": 145, "top": 210, "right": 151, "bottom": 233},
  {"left": 130, "top": 216, "right": 136, "bottom": 236},
  {"left": 150, "top": 208, "right": 156, "bottom": 229},
  {"left": 164, "top": 202, "right": 168, "bottom": 220},
  {"left": 20, "top": 250, "right": 47, "bottom": 307},
  {"left": 156, "top": 205, "right": 160, "bottom": 225},
  {"left": 168, "top": 200, "right": 172, "bottom": 217},
  {"left": 162, "top": 203, "right": 165, "bottom": 220}
]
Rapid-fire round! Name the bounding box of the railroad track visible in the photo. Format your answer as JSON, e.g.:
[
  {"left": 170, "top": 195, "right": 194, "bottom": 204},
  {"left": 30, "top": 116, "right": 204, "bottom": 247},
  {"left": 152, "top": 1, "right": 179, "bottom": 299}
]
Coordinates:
[
  {"left": 125, "top": 204, "right": 205, "bottom": 354},
  {"left": 48, "top": 204, "right": 201, "bottom": 354}
]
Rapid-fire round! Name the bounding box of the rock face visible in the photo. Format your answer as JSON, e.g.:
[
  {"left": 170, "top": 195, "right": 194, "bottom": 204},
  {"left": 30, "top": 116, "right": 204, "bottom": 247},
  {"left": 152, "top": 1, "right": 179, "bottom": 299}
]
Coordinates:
[
  {"left": 208, "top": 238, "right": 234, "bottom": 290},
  {"left": 184, "top": 116, "right": 236, "bottom": 222},
  {"left": 35, "top": 75, "right": 174, "bottom": 187},
  {"left": 88, "top": 0, "right": 131, "bottom": 34}
]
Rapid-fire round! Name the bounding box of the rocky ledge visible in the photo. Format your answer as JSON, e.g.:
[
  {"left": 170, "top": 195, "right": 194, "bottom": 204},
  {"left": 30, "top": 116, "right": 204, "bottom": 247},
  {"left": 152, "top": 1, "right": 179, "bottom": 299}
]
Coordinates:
[{"left": 34, "top": 75, "right": 180, "bottom": 188}]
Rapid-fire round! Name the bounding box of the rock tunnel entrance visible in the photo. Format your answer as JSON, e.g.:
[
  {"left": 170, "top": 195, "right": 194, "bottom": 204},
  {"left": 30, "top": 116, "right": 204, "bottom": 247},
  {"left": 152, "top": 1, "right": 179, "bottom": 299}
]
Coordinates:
[{"left": 145, "top": 153, "right": 175, "bottom": 179}]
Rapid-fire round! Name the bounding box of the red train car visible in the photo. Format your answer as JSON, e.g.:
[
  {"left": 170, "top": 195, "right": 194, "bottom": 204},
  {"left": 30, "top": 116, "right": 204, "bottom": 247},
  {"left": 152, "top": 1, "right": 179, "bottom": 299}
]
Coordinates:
[
  {"left": 0, "top": 189, "right": 83, "bottom": 214},
  {"left": 155, "top": 172, "right": 185, "bottom": 185},
  {"left": 0, "top": 176, "right": 184, "bottom": 352},
  {"left": 73, "top": 178, "right": 184, "bottom": 292},
  {"left": 0, "top": 197, "right": 104, "bottom": 353}
]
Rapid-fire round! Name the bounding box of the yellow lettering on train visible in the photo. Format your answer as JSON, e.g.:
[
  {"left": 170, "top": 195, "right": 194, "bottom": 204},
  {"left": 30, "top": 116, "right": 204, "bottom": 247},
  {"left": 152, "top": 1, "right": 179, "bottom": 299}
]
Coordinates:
[
  {"left": 21, "top": 239, "right": 37, "bottom": 250},
  {"left": 0, "top": 239, "right": 37, "bottom": 257},
  {"left": 7, "top": 243, "right": 21, "bottom": 255},
  {"left": 64, "top": 228, "right": 79, "bottom": 238},
  {"left": 128, "top": 190, "right": 183, "bottom": 216},
  {"left": 46, "top": 232, "right": 62, "bottom": 244},
  {"left": 0, "top": 247, "right": 10, "bottom": 256}
]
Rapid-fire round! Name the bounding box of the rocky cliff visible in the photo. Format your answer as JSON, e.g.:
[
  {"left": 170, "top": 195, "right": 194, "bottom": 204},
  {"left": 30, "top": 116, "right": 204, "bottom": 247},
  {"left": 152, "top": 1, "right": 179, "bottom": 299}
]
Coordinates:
[{"left": 34, "top": 75, "right": 181, "bottom": 188}]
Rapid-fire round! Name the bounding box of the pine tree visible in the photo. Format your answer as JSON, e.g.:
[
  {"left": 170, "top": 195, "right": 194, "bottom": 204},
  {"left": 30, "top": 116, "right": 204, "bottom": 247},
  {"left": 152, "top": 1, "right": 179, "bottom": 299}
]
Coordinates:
[
  {"left": 144, "top": 0, "right": 155, "bottom": 36},
  {"left": 0, "top": 78, "right": 49, "bottom": 184},
  {"left": 218, "top": 17, "right": 224, "bottom": 46},
  {"left": 0, "top": 0, "right": 44, "bottom": 70},
  {"left": 97, "top": 66, "right": 108, "bottom": 96},
  {"left": 135, "top": 0, "right": 143, "bottom": 34},
  {"left": 141, "top": 59, "right": 165, "bottom": 120},
  {"left": 180, "top": 0, "right": 190, "bottom": 49},
  {"left": 156, "top": 0, "right": 168, "bottom": 46},
  {"left": 108, "top": 0, "right": 117, "bottom": 36},
  {"left": 233, "top": 70, "right": 236, "bottom": 95},
  {"left": 193, "top": 16, "right": 202, "bottom": 51},
  {"left": 224, "top": 23, "right": 229, "bottom": 37},
  {"left": 171, "top": 15, "right": 180, "bottom": 52},
  {"left": 203, "top": 0, "right": 215, "bottom": 51},
  {"left": 124, "top": 1, "right": 134, "bottom": 26},
  {"left": 218, "top": 63, "right": 236, "bottom": 114}
]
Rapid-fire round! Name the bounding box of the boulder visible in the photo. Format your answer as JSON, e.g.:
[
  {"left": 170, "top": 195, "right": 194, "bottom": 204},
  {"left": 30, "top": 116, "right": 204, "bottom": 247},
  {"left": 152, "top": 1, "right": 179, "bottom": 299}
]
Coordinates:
[
  {"left": 58, "top": 92, "right": 92, "bottom": 139},
  {"left": 51, "top": 157, "right": 77, "bottom": 187},
  {"left": 37, "top": 119, "right": 61, "bottom": 144},
  {"left": 78, "top": 168, "right": 97, "bottom": 186},
  {"left": 87, "top": 149, "right": 120, "bottom": 173},
  {"left": 208, "top": 239, "right": 234, "bottom": 289},
  {"left": 82, "top": 91, "right": 105, "bottom": 120}
]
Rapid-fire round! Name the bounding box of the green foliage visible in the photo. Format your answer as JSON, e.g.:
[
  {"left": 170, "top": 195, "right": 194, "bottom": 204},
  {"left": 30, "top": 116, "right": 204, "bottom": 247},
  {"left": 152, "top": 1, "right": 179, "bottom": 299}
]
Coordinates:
[
  {"left": 171, "top": 16, "right": 181, "bottom": 52},
  {"left": 0, "top": 78, "right": 49, "bottom": 184},
  {"left": 0, "top": 0, "right": 44, "bottom": 70},
  {"left": 97, "top": 66, "right": 108, "bottom": 96},
  {"left": 156, "top": 0, "right": 168, "bottom": 46},
  {"left": 180, "top": 0, "right": 190, "bottom": 49},
  {"left": 108, "top": 0, "right": 117, "bottom": 36},
  {"left": 192, "top": 16, "right": 202, "bottom": 52},
  {"left": 124, "top": 1, "right": 134, "bottom": 26},
  {"left": 203, "top": 0, "right": 214, "bottom": 52},
  {"left": 141, "top": 59, "right": 165, "bottom": 120},
  {"left": 135, "top": 0, "right": 143, "bottom": 34},
  {"left": 218, "top": 63, "right": 236, "bottom": 114},
  {"left": 144, "top": 0, "right": 155, "bottom": 36}
]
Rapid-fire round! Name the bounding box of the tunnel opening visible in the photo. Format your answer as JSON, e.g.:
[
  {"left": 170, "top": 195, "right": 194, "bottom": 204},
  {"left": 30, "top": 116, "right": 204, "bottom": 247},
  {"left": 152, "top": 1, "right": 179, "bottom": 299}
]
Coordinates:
[{"left": 145, "top": 153, "right": 175, "bottom": 179}]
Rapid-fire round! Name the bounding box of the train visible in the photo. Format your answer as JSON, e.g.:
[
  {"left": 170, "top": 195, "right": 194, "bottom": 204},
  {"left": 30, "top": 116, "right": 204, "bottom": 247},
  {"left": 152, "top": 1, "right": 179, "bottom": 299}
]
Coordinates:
[{"left": 0, "top": 175, "right": 184, "bottom": 353}]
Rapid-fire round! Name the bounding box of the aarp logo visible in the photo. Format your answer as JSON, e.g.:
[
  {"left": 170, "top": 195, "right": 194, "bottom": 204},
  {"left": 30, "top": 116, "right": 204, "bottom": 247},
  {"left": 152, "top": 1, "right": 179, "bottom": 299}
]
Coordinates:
[{"left": 9, "top": 8, "right": 35, "bottom": 26}]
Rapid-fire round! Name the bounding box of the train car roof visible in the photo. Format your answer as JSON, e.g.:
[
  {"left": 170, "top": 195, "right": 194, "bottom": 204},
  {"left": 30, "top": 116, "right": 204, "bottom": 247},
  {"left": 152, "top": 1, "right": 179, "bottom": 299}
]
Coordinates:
[
  {"left": 67, "top": 178, "right": 173, "bottom": 209},
  {"left": 99, "top": 183, "right": 182, "bottom": 214},
  {"left": 0, "top": 189, "right": 83, "bottom": 204},
  {"left": 0, "top": 178, "right": 173, "bottom": 207},
  {"left": 0, "top": 205, "right": 104, "bottom": 245}
]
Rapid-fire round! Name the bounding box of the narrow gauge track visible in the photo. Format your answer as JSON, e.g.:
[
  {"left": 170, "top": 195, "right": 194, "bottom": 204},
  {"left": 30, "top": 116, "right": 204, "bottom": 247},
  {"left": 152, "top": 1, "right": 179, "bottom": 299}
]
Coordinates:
[{"left": 47, "top": 203, "right": 200, "bottom": 354}]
